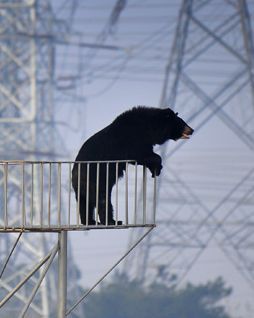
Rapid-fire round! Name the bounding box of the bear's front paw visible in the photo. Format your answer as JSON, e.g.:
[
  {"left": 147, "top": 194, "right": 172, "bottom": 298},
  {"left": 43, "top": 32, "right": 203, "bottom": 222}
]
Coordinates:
[{"left": 151, "top": 164, "right": 163, "bottom": 178}]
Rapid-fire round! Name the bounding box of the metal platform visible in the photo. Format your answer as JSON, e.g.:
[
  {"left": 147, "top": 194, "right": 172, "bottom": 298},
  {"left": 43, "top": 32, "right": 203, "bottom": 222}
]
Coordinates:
[
  {"left": 0, "top": 160, "right": 157, "bottom": 232},
  {"left": 0, "top": 160, "right": 156, "bottom": 317}
]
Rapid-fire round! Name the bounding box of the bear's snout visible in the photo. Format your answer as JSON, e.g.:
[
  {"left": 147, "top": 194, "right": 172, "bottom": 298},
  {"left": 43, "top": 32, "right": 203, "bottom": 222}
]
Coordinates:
[{"left": 181, "top": 125, "right": 194, "bottom": 139}]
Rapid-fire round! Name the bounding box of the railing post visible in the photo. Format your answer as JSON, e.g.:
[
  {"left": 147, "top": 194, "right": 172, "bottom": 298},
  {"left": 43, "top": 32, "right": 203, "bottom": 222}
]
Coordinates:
[
  {"left": 58, "top": 231, "right": 67, "bottom": 318},
  {"left": 153, "top": 174, "right": 157, "bottom": 224},
  {"left": 143, "top": 166, "right": 147, "bottom": 224},
  {"left": 4, "top": 163, "right": 8, "bottom": 229}
]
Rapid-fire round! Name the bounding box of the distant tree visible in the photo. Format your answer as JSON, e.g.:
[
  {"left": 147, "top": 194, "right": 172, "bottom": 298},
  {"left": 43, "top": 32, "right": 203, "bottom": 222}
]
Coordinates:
[{"left": 84, "top": 273, "right": 232, "bottom": 318}]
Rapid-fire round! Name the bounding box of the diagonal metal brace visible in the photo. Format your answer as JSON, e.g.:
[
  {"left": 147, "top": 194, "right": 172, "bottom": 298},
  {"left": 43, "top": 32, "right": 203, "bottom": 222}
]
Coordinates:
[
  {"left": 0, "top": 244, "right": 56, "bottom": 308},
  {"left": 66, "top": 226, "right": 155, "bottom": 316}
]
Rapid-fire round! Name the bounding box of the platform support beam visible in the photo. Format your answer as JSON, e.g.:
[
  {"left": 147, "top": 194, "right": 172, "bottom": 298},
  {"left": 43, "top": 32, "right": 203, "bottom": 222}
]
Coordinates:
[{"left": 58, "top": 231, "right": 68, "bottom": 318}]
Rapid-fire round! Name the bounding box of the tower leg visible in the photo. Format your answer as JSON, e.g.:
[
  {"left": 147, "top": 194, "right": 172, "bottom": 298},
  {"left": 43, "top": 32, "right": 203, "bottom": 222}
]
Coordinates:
[{"left": 58, "top": 231, "right": 67, "bottom": 318}]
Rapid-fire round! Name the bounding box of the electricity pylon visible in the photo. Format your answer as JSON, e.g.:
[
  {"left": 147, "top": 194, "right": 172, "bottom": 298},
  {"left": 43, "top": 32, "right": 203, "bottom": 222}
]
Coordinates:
[
  {"left": 0, "top": 1, "right": 84, "bottom": 316},
  {"left": 124, "top": 0, "right": 254, "bottom": 288}
]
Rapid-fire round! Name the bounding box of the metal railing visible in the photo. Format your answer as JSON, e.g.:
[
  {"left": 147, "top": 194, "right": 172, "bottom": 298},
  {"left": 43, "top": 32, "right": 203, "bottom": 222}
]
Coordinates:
[{"left": 0, "top": 160, "right": 157, "bottom": 231}]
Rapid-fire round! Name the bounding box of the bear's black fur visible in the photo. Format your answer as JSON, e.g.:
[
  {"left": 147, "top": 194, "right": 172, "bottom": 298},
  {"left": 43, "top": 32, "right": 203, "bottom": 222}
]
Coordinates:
[{"left": 72, "top": 106, "right": 193, "bottom": 225}]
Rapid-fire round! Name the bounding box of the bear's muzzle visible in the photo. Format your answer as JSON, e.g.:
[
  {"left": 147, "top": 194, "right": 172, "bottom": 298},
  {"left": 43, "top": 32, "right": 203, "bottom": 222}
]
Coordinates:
[{"left": 181, "top": 125, "right": 194, "bottom": 139}]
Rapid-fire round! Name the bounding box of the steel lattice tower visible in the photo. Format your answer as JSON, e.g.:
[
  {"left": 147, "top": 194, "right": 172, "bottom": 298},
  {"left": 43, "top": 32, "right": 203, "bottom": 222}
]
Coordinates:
[
  {"left": 0, "top": 1, "right": 84, "bottom": 316},
  {"left": 124, "top": 0, "right": 254, "bottom": 288}
]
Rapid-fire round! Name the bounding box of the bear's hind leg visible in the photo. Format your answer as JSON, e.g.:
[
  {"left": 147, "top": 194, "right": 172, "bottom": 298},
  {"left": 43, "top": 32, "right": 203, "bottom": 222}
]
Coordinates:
[
  {"left": 79, "top": 195, "right": 96, "bottom": 225},
  {"left": 98, "top": 195, "right": 122, "bottom": 226},
  {"left": 107, "top": 201, "right": 122, "bottom": 226}
]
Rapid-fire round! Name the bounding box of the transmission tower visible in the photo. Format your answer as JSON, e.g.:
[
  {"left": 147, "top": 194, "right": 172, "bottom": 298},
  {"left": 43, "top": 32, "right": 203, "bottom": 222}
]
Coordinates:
[
  {"left": 124, "top": 0, "right": 254, "bottom": 288},
  {"left": 0, "top": 1, "right": 84, "bottom": 316}
]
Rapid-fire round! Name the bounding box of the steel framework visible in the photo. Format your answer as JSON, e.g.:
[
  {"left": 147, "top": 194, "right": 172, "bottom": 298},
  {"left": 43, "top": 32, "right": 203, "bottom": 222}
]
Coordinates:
[
  {"left": 0, "top": 1, "right": 85, "bottom": 316},
  {"left": 124, "top": 0, "right": 254, "bottom": 289}
]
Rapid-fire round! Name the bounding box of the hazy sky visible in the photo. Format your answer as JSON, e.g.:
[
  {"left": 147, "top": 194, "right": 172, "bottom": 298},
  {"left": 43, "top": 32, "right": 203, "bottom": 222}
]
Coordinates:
[
  {"left": 1, "top": 1, "right": 254, "bottom": 317},
  {"left": 52, "top": 1, "right": 254, "bottom": 317}
]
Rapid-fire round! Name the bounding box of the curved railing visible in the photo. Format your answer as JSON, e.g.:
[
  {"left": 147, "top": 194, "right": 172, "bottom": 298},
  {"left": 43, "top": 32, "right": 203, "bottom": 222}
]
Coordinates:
[{"left": 0, "top": 160, "right": 157, "bottom": 231}]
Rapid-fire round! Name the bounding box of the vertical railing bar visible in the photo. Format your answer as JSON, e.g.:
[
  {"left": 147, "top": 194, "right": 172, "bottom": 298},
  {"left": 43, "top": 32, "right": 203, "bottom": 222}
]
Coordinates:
[
  {"left": 86, "top": 163, "right": 90, "bottom": 227},
  {"left": 40, "top": 163, "right": 44, "bottom": 228},
  {"left": 77, "top": 163, "right": 81, "bottom": 226},
  {"left": 30, "top": 164, "right": 34, "bottom": 226},
  {"left": 68, "top": 163, "right": 72, "bottom": 227},
  {"left": 105, "top": 163, "right": 109, "bottom": 226},
  {"left": 4, "top": 163, "right": 8, "bottom": 229},
  {"left": 21, "top": 162, "right": 26, "bottom": 227},
  {"left": 96, "top": 163, "right": 100, "bottom": 226},
  {"left": 134, "top": 162, "right": 138, "bottom": 225},
  {"left": 143, "top": 166, "right": 147, "bottom": 225},
  {"left": 125, "top": 162, "right": 128, "bottom": 225},
  {"left": 115, "top": 162, "right": 119, "bottom": 225},
  {"left": 19, "top": 243, "right": 59, "bottom": 318},
  {"left": 48, "top": 163, "right": 52, "bottom": 227},
  {"left": 58, "top": 231, "right": 67, "bottom": 318},
  {"left": 153, "top": 174, "right": 157, "bottom": 224},
  {"left": 58, "top": 163, "right": 62, "bottom": 227}
]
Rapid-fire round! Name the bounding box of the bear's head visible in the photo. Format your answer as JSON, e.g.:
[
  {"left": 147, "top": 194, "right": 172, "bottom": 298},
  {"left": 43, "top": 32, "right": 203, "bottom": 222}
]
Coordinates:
[{"left": 151, "top": 107, "right": 194, "bottom": 145}]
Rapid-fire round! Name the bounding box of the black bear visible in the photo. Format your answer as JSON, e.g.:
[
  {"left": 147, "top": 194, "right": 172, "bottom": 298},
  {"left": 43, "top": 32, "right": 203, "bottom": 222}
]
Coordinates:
[{"left": 72, "top": 106, "right": 193, "bottom": 225}]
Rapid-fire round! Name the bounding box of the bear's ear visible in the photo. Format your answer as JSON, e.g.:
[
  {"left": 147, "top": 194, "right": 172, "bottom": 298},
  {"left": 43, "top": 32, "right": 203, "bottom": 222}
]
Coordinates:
[{"left": 175, "top": 112, "right": 178, "bottom": 116}]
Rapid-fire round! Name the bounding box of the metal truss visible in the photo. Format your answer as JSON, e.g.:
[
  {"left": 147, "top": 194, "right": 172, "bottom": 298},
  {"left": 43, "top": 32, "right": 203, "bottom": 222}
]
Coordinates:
[
  {"left": 125, "top": 0, "right": 254, "bottom": 289},
  {"left": 0, "top": 1, "right": 85, "bottom": 316}
]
